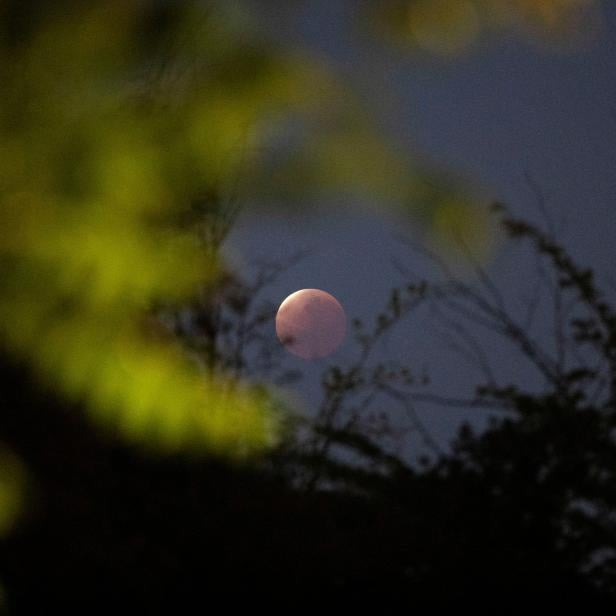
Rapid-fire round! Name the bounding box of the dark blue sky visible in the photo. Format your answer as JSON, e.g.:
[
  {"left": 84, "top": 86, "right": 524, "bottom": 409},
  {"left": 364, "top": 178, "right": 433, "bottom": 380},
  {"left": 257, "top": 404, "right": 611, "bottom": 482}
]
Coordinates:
[{"left": 231, "top": 0, "right": 616, "bottom": 458}]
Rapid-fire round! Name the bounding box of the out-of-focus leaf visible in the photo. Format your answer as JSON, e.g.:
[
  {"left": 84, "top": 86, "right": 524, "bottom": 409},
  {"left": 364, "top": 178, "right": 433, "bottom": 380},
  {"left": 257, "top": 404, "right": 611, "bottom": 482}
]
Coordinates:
[
  {"left": 0, "top": 0, "right": 490, "bottom": 457},
  {"left": 0, "top": 449, "right": 25, "bottom": 537},
  {"left": 367, "top": 0, "right": 602, "bottom": 56},
  {"left": 407, "top": 0, "right": 481, "bottom": 56},
  {"left": 0, "top": 1, "right": 296, "bottom": 455}
]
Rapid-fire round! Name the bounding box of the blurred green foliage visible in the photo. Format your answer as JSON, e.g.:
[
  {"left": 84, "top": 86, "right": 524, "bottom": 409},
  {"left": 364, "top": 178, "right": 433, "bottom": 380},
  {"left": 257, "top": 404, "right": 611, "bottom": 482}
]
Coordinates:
[
  {"left": 0, "top": 0, "right": 317, "bottom": 457},
  {"left": 0, "top": 449, "right": 24, "bottom": 538},
  {"left": 0, "top": 0, "right": 498, "bottom": 482},
  {"left": 372, "top": 0, "right": 602, "bottom": 56}
]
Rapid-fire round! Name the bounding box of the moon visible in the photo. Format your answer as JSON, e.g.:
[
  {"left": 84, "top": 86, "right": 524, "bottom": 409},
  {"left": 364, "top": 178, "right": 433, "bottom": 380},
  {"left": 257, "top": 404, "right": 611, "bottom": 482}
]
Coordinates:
[{"left": 276, "top": 289, "right": 346, "bottom": 360}]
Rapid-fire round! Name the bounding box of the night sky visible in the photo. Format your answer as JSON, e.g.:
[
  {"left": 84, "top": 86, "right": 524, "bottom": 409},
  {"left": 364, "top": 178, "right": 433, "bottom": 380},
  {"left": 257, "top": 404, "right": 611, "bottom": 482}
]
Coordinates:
[{"left": 230, "top": 0, "right": 616, "bottom": 456}]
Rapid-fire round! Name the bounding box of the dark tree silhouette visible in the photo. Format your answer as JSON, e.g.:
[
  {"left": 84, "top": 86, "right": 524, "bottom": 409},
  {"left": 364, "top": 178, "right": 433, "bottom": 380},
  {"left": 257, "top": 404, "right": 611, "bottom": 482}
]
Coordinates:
[{"left": 2, "top": 202, "right": 616, "bottom": 611}]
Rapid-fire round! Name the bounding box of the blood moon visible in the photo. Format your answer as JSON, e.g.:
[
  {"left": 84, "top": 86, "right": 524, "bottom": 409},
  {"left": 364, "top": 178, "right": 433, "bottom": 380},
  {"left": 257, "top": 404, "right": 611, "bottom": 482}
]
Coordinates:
[{"left": 276, "top": 289, "right": 346, "bottom": 359}]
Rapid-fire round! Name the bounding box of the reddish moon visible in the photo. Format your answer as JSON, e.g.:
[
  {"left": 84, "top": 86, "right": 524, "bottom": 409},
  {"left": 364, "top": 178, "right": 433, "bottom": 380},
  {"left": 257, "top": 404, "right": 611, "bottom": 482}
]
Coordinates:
[{"left": 276, "top": 289, "right": 346, "bottom": 360}]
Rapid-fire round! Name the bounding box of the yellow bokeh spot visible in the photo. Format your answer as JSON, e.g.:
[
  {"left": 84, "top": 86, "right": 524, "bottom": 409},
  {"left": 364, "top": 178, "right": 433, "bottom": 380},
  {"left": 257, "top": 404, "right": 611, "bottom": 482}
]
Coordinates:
[
  {"left": 408, "top": 0, "right": 480, "bottom": 56},
  {"left": 484, "top": 0, "right": 601, "bottom": 45},
  {"left": 517, "top": 0, "right": 593, "bottom": 27},
  {"left": 432, "top": 198, "right": 494, "bottom": 261}
]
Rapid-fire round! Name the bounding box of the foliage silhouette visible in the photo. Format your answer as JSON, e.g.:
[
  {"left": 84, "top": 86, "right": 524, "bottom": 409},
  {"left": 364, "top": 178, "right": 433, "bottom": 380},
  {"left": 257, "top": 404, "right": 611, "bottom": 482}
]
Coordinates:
[{"left": 4, "top": 205, "right": 616, "bottom": 609}]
